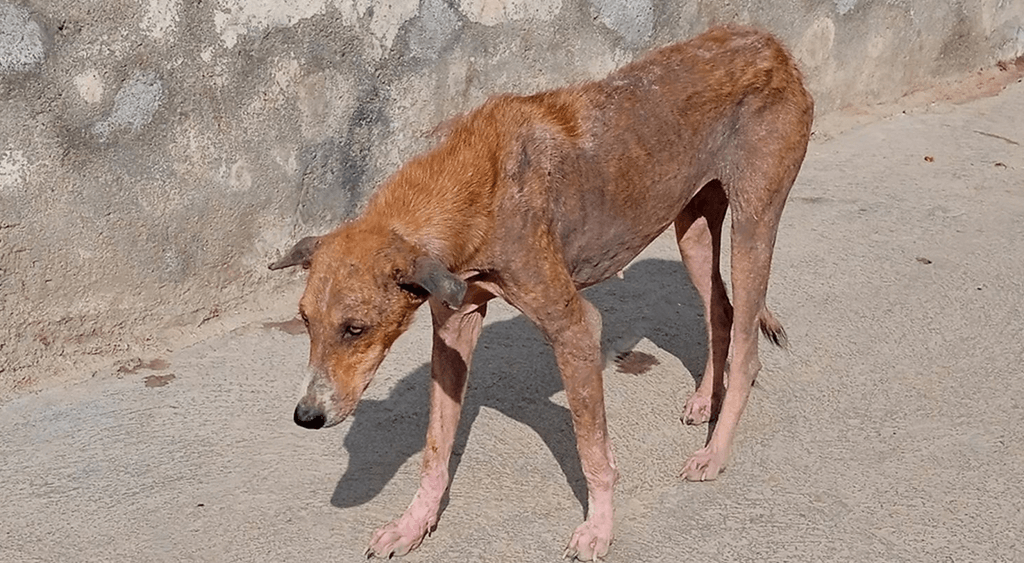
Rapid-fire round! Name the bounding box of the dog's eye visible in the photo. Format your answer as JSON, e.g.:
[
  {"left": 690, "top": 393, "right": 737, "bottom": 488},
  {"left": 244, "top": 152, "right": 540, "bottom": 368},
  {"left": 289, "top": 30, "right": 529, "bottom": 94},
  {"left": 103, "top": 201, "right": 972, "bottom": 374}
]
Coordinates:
[
  {"left": 300, "top": 312, "right": 310, "bottom": 327},
  {"left": 341, "top": 324, "right": 365, "bottom": 339}
]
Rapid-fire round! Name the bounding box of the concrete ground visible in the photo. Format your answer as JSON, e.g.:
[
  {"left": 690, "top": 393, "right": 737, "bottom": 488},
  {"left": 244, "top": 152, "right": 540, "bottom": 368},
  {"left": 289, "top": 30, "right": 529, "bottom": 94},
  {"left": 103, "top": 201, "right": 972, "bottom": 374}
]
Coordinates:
[{"left": 3, "top": 78, "right": 1023, "bottom": 563}]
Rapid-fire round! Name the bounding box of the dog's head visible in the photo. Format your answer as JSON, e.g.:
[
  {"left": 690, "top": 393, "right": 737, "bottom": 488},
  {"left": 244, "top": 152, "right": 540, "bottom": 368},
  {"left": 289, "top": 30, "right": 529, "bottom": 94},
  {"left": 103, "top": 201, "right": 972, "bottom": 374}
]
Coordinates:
[{"left": 269, "top": 223, "right": 465, "bottom": 429}]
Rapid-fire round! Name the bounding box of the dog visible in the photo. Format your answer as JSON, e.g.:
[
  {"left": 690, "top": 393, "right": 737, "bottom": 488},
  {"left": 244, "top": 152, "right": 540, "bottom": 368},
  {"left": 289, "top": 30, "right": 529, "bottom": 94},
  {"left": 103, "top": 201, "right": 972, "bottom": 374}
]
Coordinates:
[{"left": 270, "top": 25, "right": 812, "bottom": 561}]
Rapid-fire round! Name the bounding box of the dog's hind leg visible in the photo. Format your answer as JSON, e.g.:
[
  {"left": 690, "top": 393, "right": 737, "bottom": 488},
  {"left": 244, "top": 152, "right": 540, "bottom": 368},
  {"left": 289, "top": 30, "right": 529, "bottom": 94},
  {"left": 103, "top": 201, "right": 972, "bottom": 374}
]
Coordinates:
[
  {"left": 367, "top": 290, "right": 490, "bottom": 558},
  {"left": 675, "top": 180, "right": 732, "bottom": 426},
  {"left": 680, "top": 162, "right": 797, "bottom": 482}
]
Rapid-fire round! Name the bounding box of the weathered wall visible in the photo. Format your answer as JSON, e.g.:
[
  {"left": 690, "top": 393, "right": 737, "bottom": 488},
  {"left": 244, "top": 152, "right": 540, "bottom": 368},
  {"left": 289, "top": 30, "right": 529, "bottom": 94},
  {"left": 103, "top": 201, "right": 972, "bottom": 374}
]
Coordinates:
[{"left": 2, "top": 0, "right": 1023, "bottom": 393}]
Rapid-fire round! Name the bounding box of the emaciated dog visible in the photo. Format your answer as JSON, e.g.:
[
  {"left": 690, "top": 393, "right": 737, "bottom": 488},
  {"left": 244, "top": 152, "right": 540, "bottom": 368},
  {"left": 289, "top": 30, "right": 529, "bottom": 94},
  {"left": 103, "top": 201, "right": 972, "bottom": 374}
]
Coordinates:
[{"left": 270, "top": 25, "right": 813, "bottom": 561}]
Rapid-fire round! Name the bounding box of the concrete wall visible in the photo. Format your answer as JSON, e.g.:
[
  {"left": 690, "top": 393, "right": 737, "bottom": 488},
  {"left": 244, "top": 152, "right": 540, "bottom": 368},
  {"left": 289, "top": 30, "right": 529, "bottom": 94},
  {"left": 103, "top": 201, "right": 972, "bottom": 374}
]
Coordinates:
[{"left": 2, "top": 0, "right": 1023, "bottom": 392}]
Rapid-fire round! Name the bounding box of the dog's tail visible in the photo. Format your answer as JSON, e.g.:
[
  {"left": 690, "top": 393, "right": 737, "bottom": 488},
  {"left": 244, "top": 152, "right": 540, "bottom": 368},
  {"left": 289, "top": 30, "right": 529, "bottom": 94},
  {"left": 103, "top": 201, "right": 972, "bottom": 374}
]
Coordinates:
[{"left": 758, "top": 307, "right": 788, "bottom": 349}]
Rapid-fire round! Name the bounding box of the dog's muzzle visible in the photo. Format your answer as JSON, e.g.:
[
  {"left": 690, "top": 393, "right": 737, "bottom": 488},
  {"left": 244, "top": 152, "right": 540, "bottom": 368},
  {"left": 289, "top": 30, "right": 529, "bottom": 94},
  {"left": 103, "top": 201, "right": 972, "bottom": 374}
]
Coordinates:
[{"left": 293, "top": 366, "right": 349, "bottom": 430}]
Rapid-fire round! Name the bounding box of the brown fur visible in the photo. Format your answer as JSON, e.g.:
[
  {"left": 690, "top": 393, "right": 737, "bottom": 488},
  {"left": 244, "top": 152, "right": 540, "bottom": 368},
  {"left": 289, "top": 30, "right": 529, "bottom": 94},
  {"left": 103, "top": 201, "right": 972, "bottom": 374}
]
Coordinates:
[{"left": 272, "top": 25, "right": 813, "bottom": 561}]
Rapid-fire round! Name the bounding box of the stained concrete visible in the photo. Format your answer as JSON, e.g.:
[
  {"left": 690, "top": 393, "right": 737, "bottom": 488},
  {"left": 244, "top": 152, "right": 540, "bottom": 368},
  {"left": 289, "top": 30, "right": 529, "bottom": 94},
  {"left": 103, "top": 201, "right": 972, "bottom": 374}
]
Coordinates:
[{"left": 2, "top": 77, "right": 1023, "bottom": 562}]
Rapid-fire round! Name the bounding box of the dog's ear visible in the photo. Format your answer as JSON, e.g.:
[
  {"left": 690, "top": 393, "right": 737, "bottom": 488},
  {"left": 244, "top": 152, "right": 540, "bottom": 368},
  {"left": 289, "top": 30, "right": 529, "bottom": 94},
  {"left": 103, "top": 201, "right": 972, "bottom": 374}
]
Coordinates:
[
  {"left": 387, "top": 231, "right": 466, "bottom": 309},
  {"left": 268, "top": 236, "right": 321, "bottom": 270},
  {"left": 405, "top": 255, "right": 467, "bottom": 310}
]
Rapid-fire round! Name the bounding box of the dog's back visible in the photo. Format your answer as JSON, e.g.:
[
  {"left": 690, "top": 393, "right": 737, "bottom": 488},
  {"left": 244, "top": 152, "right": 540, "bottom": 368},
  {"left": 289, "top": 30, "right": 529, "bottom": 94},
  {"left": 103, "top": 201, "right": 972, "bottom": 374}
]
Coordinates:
[{"left": 438, "top": 25, "right": 813, "bottom": 286}]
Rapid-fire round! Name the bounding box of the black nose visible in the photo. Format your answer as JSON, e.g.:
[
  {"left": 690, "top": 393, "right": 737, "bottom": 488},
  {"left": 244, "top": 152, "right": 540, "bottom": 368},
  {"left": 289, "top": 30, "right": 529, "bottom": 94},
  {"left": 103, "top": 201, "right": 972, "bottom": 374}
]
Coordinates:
[{"left": 293, "top": 403, "right": 326, "bottom": 429}]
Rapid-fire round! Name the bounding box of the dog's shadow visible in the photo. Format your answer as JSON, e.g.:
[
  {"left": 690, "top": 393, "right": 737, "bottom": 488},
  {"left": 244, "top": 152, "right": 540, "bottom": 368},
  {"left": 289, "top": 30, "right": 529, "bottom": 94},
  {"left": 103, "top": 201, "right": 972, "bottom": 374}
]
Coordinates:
[{"left": 330, "top": 257, "right": 707, "bottom": 516}]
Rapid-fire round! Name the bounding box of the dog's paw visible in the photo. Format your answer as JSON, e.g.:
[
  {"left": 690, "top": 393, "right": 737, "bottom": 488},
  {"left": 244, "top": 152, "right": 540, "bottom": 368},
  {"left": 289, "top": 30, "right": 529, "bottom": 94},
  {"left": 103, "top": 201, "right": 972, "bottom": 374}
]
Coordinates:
[
  {"left": 365, "top": 517, "right": 431, "bottom": 559},
  {"left": 681, "top": 390, "right": 713, "bottom": 425},
  {"left": 681, "top": 445, "right": 727, "bottom": 482},
  {"left": 563, "top": 518, "right": 613, "bottom": 561}
]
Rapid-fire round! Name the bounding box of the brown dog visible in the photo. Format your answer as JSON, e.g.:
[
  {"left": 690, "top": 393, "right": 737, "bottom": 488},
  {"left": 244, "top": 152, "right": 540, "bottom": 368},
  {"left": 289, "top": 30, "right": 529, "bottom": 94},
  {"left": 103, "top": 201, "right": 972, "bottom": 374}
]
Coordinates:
[{"left": 270, "top": 25, "right": 812, "bottom": 561}]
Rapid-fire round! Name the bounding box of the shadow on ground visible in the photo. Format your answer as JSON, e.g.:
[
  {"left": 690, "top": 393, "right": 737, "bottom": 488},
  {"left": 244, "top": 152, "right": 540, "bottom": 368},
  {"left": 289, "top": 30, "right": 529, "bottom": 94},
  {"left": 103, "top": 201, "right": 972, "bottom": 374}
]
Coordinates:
[{"left": 329, "top": 257, "right": 707, "bottom": 516}]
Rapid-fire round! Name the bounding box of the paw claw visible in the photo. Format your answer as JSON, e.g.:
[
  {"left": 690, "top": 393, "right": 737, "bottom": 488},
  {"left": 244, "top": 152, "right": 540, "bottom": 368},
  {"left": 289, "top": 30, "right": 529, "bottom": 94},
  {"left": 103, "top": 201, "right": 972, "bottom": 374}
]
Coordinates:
[
  {"left": 681, "top": 445, "right": 726, "bottom": 482},
  {"left": 366, "top": 516, "right": 431, "bottom": 559},
  {"left": 565, "top": 519, "right": 612, "bottom": 561},
  {"left": 682, "top": 391, "right": 713, "bottom": 426}
]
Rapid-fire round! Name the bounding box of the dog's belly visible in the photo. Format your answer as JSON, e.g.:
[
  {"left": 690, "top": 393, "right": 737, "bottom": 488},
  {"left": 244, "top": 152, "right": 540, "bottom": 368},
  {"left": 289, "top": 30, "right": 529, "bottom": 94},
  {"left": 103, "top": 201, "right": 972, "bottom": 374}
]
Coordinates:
[
  {"left": 549, "top": 155, "right": 701, "bottom": 288},
  {"left": 561, "top": 205, "right": 680, "bottom": 288}
]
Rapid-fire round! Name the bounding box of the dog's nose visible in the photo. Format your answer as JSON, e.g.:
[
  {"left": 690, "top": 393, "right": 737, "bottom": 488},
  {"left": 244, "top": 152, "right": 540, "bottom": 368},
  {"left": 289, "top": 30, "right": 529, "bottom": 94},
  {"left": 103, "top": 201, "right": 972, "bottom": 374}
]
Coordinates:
[{"left": 293, "top": 402, "right": 326, "bottom": 429}]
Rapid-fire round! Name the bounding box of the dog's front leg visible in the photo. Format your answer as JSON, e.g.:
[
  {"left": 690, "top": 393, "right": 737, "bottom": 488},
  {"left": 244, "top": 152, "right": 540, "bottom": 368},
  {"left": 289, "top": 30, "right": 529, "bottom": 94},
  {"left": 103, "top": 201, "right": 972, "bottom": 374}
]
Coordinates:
[
  {"left": 526, "top": 293, "right": 617, "bottom": 562},
  {"left": 366, "top": 297, "right": 487, "bottom": 558}
]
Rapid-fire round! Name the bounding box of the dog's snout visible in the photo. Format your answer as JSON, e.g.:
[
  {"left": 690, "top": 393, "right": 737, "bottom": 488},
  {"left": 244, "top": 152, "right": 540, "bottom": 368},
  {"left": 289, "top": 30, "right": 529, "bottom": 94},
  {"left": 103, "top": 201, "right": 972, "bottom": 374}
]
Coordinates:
[{"left": 293, "top": 402, "right": 327, "bottom": 430}]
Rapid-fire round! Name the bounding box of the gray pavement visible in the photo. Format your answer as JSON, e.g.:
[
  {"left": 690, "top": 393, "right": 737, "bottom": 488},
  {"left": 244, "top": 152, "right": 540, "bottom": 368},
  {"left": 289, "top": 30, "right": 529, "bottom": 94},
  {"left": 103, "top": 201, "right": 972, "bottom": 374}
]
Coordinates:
[{"left": 3, "top": 79, "right": 1023, "bottom": 562}]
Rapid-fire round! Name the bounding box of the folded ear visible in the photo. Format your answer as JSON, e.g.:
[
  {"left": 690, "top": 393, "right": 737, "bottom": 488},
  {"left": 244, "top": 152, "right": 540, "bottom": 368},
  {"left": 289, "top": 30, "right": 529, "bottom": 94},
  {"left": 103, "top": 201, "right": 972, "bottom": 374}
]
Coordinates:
[
  {"left": 268, "top": 236, "right": 321, "bottom": 270},
  {"left": 401, "top": 254, "right": 467, "bottom": 310}
]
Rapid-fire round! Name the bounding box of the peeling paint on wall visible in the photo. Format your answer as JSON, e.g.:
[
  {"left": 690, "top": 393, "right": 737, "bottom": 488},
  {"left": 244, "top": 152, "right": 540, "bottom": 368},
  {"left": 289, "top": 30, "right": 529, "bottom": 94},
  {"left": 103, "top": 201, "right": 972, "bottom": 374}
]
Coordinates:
[
  {"left": 459, "top": 0, "right": 562, "bottom": 26},
  {"left": 0, "top": 149, "right": 27, "bottom": 191},
  {"left": 835, "top": 0, "right": 859, "bottom": 16},
  {"left": 213, "top": 0, "right": 419, "bottom": 56},
  {"left": 589, "top": 0, "right": 654, "bottom": 48},
  {"left": 141, "top": 0, "right": 181, "bottom": 39},
  {"left": 214, "top": 0, "right": 331, "bottom": 48},
  {"left": 359, "top": 0, "right": 420, "bottom": 57},
  {"left": 0, "top": 2, "right": 45, "bottom": 72},
  {"left": 94, "top": 72, "right": 164, "bottom": 137},
  {"left": 74, "top": 70, "right": 105, "bottom": 104}
]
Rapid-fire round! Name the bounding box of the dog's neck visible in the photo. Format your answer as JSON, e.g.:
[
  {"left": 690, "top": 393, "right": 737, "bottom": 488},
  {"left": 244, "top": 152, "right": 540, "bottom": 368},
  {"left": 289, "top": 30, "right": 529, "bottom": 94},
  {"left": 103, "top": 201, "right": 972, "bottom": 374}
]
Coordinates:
[{"left": 362, "top": 131, "right": 498, "bottom": 272}]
